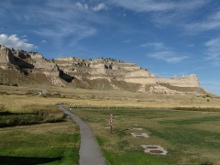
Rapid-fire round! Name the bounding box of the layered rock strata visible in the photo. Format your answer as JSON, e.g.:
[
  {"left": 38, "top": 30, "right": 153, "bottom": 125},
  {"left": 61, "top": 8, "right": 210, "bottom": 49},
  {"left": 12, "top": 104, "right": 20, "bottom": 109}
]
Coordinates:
[{"left": 0, "top": 45, "right": 205, "bottom": 95}]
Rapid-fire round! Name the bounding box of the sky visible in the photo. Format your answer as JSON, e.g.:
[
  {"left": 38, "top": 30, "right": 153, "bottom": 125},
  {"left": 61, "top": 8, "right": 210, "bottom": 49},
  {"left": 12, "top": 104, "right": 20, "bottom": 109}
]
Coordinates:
[{"left": 0, "top": 0, "right": 220, "bottom": 95}]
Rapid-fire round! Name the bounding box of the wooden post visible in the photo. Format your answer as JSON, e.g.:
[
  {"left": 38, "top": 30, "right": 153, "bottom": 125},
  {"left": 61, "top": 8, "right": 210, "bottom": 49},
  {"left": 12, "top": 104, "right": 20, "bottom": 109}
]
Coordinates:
[{"left": 109, "top": 114, "right": 113, "bottom": 134}]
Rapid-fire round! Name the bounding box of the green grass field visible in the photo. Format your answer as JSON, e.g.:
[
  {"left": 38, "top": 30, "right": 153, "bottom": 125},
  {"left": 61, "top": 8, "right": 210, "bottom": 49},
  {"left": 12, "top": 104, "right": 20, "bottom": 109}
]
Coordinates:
[
  {"left": 73, "top": 108, "right": 220, "bottom": 165},
  {"left": 0, "top": 88, "right": 220, "bottom": 165},
  {"left": 0, "top": 104, "right": 79, "bottom": 165},
  {"left": 0, "top": 121, "right": 80, "bottom": 165}
]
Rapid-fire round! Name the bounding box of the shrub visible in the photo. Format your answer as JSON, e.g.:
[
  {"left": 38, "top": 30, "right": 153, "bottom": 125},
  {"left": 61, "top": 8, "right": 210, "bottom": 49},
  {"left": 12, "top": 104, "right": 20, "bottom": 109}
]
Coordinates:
[{"left": 0, "top": 105, "right": 65, "bottom": 127}]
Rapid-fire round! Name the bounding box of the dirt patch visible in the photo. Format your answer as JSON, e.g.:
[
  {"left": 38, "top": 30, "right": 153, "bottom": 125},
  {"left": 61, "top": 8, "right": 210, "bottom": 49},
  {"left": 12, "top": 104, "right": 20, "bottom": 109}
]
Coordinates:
[
  {"left": 141, "top": 145, "right": 168, "bottom": 156},
  {"left": 131, "top": 132, "right": 149, "bottom": 138}
]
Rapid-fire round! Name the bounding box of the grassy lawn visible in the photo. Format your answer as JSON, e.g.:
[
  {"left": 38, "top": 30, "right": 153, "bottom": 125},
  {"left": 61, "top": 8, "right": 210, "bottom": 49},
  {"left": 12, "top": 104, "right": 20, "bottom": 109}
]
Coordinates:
[
  {"left": 0, "top": 103, "right": 79, "bottom": 165},
  {"left": 0, "top": 121, "right": 80, "bottom": 165},
  {"left": 73, "top": 108, "right": 220, "bottom": 165},
  {"left": 0, "top": 89, "right": 220, "bottom": 165}
]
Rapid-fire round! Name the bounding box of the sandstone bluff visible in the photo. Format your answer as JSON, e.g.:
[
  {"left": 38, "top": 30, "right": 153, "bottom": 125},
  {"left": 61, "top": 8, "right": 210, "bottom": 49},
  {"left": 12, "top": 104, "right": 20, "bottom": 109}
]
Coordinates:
[{"left": 0, "top": 45, "right": 207, "bottom": 95}]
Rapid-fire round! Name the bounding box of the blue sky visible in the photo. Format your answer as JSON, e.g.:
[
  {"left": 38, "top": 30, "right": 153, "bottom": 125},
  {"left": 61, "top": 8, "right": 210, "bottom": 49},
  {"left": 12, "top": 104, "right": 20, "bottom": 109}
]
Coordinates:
[{"left": 0, "top": 0, "right": 220, "bottom": 95}]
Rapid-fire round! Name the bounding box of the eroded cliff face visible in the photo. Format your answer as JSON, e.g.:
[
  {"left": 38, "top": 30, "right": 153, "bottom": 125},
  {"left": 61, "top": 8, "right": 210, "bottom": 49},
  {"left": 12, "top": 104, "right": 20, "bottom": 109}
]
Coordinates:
[
  {"left": 0, "top": 45, "right": 206, "bottom": 95},
  {"left": 0, "top": 45, "right": 68, "bottom": 86},
  {"left": 54, "top": 57, "right": 202, "bottom": 94}
]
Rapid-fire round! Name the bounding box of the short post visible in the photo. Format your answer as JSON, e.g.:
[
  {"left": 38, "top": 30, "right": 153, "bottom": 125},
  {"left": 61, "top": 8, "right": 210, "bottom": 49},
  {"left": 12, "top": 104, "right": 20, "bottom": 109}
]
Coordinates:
[{"left": 109, "top": 114, "right": 113, "bottom": 134}]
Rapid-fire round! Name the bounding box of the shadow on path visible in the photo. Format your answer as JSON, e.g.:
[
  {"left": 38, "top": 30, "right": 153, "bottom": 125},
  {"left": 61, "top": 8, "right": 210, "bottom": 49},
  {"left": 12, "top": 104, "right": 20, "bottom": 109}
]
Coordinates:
[{"left": 0, "top": 155, "right": 62, "bottom": 165}]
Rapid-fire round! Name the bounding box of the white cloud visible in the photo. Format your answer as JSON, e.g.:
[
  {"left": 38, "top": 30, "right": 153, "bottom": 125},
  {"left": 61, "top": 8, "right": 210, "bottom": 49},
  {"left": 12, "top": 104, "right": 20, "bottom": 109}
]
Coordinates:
[
  {"left": 185, "top": 10, "right": 220, "bottom": 32},
  {"left": 34, "top": 23, "right": 96, "bottom": 46},
  {"left": 0, "top": 34, "right": 36, "bottom": 51},
  {"left": 205, "top": 38, "right": 220, "bottom": 47},
  {"left": 0, "top": 0, "right": 110, "bottom": 50},
  {"left": 143, "top": 42, "right": 188, "bottom": 63},
  {"left": 109, "top": 0, "right": 209, "bottom": 27},
  {"left": 75, "top": 2, "right": 108, "bottom": 12},
  {"left": 0, "top": 0, "right": 125, "bottom": 48},
  {"left": 110, "top": 0, "right": 208, "bottom": 12},
  {"left": 204, "top": 37, "right": 220, "bottom": 65},
  {"left": 149, "top": 51, "right": 188, "bottom": 63},
  {"left": 32, "top": 1, "right": 112, "bottom": 46},
  {"left": 92, "top": 3, "right": 108, "bottom": 12},
  {"left": 6, "top": 1, "right": 101, "bottom": 47},
  {"left": 75, "top": 2, "right": 89, "bottom": 11}
]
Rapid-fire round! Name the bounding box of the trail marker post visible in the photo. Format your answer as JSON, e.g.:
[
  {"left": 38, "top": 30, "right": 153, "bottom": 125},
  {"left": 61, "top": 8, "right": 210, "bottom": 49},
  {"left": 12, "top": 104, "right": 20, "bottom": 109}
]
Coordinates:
[{"left": 109, "top": 114, "right": 113, "bottom": 134}]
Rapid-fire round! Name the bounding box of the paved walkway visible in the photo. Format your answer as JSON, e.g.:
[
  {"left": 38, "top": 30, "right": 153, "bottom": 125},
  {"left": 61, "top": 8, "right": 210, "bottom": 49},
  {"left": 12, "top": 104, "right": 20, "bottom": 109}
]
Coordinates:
[{"left": 58, "top": 105, "right": 107, "bottom": 165}]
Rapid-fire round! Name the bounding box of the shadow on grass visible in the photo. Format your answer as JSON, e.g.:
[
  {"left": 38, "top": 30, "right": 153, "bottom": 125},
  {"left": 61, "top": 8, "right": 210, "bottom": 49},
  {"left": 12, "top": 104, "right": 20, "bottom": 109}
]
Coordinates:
[{"left": 0, "top": 155, "right": 62, "bottom": 165}]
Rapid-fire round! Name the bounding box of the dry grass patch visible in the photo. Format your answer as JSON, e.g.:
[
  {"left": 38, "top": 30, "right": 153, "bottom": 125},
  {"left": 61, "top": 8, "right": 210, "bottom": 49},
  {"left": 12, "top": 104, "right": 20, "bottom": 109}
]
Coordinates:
[{"left": 1, "top": 85, "right": 220, "bottom": 109}]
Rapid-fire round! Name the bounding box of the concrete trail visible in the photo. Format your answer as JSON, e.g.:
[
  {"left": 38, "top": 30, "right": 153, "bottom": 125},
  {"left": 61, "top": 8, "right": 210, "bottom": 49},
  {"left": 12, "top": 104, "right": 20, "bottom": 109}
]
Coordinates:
[{"left": 58, "top": 105, "right": 107, "bottom": 165}]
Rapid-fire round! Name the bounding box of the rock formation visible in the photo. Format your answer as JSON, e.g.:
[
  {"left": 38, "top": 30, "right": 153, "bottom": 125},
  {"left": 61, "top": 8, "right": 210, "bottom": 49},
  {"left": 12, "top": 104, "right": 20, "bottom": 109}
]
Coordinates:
[
  {"left": 0, "top": 45, "right": 207, "bottom": 95},
  {"left": 0, "top": 45, "right": 17, "bottom": 69},
  {"left": 54, "top": 57, "right": 202, "bottom": 94}
]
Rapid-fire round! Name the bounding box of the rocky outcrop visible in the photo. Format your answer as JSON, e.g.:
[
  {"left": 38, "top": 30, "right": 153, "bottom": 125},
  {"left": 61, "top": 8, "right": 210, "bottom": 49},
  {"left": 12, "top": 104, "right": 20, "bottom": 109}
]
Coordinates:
[
  {"left": 54, "top": 56, "right": 205, "bottom": 95},
  {"left": 0, "top": 45, "right": 206, "bottom": 95},
  {"left": 0, "top": 46, "right": 73, "bottom": 86},
  {"left": 156, "top": 74, "right": 199, "bottom": 87},
  {"left": 0, "top": 45, "right": 34, "bottom": 74},
  {"left": 0, "top": 45, "right": 16, "bottom": 69}
]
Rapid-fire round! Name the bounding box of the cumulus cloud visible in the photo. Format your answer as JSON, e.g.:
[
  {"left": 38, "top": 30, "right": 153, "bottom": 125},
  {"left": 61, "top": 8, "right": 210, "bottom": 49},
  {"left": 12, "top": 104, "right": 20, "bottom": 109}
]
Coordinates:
[
  {"left": 92, "top": 3, "right": 108, "bottom": 12},
  {"left": 75, "top": 2, "right": 89, "bottom": 11},
  {"left": 0, "top": 34, "right": 36, "bottom": 51}
]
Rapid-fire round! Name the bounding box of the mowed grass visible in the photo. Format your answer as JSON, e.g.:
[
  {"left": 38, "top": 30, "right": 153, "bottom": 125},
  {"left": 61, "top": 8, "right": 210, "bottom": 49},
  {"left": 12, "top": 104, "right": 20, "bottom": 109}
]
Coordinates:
[
  {"left": 0, "top": 87, "right": 220, "bottom": 165},
  {"left": 73, "top": 108, "right": 220, "bottom": 165},
  {"left": 0, "top": 96, "right": 80, "bottom": 165},
  {"left": 0, "top": 121, "right": 80, "bottom": 165}
]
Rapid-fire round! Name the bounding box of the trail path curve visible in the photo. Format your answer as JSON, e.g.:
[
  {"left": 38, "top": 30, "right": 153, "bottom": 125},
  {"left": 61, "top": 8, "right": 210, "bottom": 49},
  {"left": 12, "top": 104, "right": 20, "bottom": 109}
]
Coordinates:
[{"left": 58, "top": 105, "right": 107, "bottom": 165}]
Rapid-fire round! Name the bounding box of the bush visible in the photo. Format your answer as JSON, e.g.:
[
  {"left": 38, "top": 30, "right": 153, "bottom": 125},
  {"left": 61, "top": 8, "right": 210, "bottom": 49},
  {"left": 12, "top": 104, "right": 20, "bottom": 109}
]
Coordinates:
[
  {"left": 0, "top": 105, "right": 9, "bottom": 113},
  {"left": 0, "top": 83, "right": 18, "bottom": 87},
  {"left": 174, "top": 107, "right": 220, "bottom": 112},
  {"left": 0, "top": 105, "right": 65, "bottom": 128}
]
